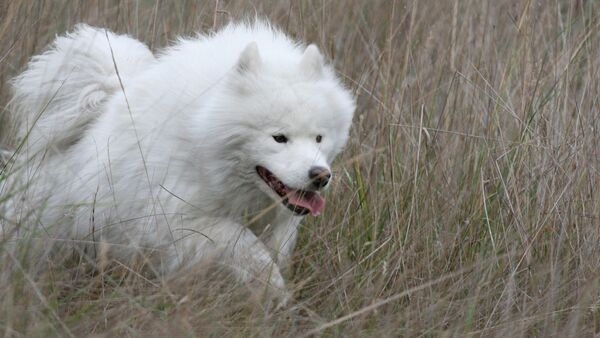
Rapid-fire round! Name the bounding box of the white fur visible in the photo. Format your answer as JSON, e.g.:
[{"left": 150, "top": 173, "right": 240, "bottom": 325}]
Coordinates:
[{"left": 4, "top": 22, "right": 355, "bottom": 302}]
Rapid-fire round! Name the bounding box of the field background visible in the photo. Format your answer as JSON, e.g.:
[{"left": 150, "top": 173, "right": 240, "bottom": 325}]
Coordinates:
[{"left": 1, "top": 0, "right": 600, "bottom": 336}]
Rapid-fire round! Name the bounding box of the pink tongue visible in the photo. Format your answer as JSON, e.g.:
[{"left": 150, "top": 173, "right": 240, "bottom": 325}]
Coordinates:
[{"left": 287, "top": 190, "right": 325, "bottom": 216}]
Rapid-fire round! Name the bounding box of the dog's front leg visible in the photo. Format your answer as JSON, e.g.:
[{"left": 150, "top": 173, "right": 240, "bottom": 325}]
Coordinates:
[
  {"left": 169, "top": 219, "right": 290, "bottom": 305},
  {"left": 265, "top": 216, "right": 302, "bottom": 273}
]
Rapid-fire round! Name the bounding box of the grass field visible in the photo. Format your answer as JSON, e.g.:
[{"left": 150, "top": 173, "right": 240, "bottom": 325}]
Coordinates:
[{"left": 1, "top": 0, "right": 600, "bottom": 336}]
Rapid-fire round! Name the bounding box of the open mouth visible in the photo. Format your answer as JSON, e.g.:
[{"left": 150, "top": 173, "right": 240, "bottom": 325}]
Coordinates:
[{"left": 256, "top": 166, "right": 325, "bottom": 216}]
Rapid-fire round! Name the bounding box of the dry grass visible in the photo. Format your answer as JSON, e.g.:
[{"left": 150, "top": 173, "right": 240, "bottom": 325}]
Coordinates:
[{"left": 1, "top": 0, "right": 600, "bottom": 336}]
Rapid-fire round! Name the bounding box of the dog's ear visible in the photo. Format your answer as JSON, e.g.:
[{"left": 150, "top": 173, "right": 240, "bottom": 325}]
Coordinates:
[
  {"left": 300, "top": 44, "right": 324, "bottom": 78},
  {"left": 236, "top": 42, "right": 261, "bottom": 74}
]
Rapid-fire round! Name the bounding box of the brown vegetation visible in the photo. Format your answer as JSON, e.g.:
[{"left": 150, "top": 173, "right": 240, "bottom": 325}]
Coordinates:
[{"left": 1, "top": 1, "right": 599, "bottom": 336}]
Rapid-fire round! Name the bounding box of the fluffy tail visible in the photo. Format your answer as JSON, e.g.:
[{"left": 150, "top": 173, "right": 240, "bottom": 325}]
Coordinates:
[{"left": 9, "top": 24, "right": 155, "bottom": 156}]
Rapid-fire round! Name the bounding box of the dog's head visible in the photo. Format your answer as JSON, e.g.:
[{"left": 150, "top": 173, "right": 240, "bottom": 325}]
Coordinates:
[{"left": 207, "top": 42, "right": 355, "bottom": 217}]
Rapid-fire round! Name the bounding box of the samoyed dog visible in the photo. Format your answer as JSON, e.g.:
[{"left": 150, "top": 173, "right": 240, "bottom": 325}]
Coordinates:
[{"left": 3, "top": 21, "right": 354, "bottom": 303}]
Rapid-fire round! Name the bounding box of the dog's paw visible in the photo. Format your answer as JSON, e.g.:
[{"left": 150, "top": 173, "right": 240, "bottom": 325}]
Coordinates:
[
  {"left": 259, "top": 284, "right": 293, "bottom": 311},
  {"left": 247, "top": 267, "right": 292, "bottom": 310}
]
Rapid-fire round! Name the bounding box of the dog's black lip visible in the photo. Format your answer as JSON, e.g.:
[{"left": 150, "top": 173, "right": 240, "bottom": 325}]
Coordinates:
[
  {"left": 282, "top": 198, "right": 310, "bottom": 216},
  {"left": 256, "top": 166, "right": 310, "bottom": 216}
]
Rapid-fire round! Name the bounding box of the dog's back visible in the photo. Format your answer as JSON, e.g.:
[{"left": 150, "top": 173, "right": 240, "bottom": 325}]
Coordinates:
[{"left": 9, "top": 24, "right": 155, "bottom": 158}]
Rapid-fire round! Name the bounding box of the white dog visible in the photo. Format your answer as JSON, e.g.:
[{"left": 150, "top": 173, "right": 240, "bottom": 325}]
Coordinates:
[{"left": 3, "top": 21, "right": 355, "bottom": 302}]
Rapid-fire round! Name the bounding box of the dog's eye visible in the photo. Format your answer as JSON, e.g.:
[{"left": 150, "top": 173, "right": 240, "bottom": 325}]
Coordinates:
[
  {"left": 316, "top": 135, "right": 322, "bottom": 143},
  {"left": 273, "top": 134, "right": 288, "bottom": 143}
]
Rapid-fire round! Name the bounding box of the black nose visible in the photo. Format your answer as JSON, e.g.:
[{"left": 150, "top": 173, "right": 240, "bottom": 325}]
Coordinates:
[{"left": 308, "top": 166, "right": 331, "bottom": 189}]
